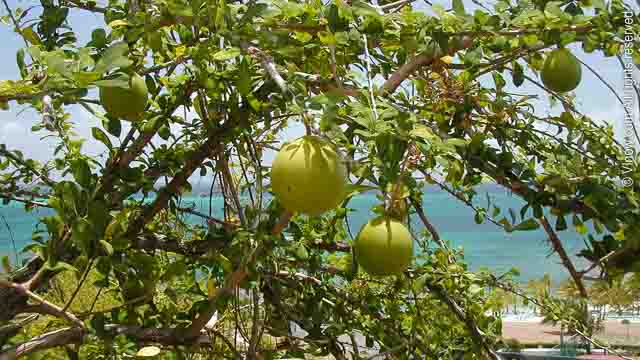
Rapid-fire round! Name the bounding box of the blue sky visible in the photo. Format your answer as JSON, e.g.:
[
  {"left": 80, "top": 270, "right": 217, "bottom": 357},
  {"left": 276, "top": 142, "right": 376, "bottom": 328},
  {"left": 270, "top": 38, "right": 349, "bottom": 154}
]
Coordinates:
[{"left": 0, "top": 0, "right": 636, "bottom": 165}]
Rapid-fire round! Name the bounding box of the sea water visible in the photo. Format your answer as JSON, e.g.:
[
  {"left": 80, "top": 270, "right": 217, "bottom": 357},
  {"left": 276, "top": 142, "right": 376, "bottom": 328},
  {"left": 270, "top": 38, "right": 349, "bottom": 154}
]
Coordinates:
[{"left": 0, "top": 186, "right": 589, "bottom": 284}]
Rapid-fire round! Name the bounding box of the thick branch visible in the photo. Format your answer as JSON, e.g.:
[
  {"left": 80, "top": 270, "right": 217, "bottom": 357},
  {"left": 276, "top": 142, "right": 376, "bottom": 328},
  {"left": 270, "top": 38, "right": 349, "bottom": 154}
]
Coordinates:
[
  {"left": 409, "top": 198, "right": 441, "bottom": 243},
  {"left": 0, "top": 325, "right": 218, "bottom": 360},
  {"left": 0, "top": 327, "right": 84, "bottom": 360},
  {"left": 126, "top": 118, "right": 235, "bottom": 235},
  {"left": 0, "top": 280, "right": 83, "bottom": 328},
  {"left": 382, "top": 37, "right": 472, "bottom": 94}
]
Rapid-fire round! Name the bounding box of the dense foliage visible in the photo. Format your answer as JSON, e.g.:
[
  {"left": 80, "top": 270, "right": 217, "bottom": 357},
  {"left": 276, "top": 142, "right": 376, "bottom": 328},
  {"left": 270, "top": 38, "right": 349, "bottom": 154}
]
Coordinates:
[{"left": 0, "top": 0, "right": 639, "bottom": 358}]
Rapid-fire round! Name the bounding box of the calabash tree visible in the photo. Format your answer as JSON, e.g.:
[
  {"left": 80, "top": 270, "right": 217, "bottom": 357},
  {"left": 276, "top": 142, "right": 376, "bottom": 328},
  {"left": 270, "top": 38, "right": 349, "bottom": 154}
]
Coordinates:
[{"left": 0, "top": 0, "right": 638, "bottom": 359}]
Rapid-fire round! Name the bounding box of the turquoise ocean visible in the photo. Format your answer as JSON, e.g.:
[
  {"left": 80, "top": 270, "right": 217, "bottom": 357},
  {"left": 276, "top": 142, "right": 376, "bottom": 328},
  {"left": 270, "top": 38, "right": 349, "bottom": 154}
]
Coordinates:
[{"left": 0, "top": 186, "right": 588, "bottom": 285}]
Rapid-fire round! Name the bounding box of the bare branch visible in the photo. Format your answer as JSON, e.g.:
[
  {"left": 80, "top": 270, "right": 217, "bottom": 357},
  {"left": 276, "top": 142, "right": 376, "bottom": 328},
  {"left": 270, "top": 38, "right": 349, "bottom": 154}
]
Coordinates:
[
  {"left": 382, "top": 37, "right": 472, "bottom": 94},
  {"left": 0, "top": 148, "right": 55, "bottom": 188},
  {"left": 0, "top": 327, "right": 84, "bottom": 360},
  {"left": 539, "top": 216, "right": 588, "bottom": 298},
  {"left": 0, "top": 280, "right": 83, "bottom": 328},
  {"left": 275, "top": 271, "right": 322, "bottom": 285},
  {"left": 241, "top": 43, "right": 288, "bottom": 94},
  {"left": 62, "top": 0, "right": 107, "bottom": 13},
  {"left": 0, "top": 324, "right": 224, "bottom": 360}
]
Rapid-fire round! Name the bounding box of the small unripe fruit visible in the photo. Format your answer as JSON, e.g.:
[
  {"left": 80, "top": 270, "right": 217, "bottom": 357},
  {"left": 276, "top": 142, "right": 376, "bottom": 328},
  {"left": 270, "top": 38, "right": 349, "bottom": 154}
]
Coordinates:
[
  {"left": 354, "top": 216, "right": 413, "bottom": 276},
  {"left": 541, "top": 48, "right": 582, "bottom": 93},
  {"left": 270, "top": 136, "right": 347, "bottom": 216},
  {"left": 99, "top": 73, "right": 148, "bottom": 121}
]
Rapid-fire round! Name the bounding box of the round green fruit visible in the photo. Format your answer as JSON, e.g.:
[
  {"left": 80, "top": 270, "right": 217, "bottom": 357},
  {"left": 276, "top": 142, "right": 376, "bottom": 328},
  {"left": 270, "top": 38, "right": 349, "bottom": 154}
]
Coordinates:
[
  {"left": 354, "top": 216, "right": 413, "bottom": 276},
  {"left": 99, "top": 73, "right": 148, "bottom": 121},
  {"left": 541, "top": 48, "right": 582, "bottom": 93},
  {"left": 270, "top": 135, "right": 347, "bottom": 216}
]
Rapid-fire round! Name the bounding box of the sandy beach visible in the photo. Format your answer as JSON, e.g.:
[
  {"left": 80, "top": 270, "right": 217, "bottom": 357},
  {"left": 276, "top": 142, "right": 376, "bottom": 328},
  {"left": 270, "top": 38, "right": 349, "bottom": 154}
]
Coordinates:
[{"left": 503, "top": 319, "right": 640, "bottom": 346}]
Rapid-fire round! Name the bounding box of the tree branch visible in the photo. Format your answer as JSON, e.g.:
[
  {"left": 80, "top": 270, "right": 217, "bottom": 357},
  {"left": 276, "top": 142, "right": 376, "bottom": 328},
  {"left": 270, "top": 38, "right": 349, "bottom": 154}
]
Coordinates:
[
  {"left": 0, "top": 148, "right": 55, "bottom": 188},
  {"left": 0, "top": 280, "right": 84, "bottom": 328},
  {"left": 0, "top": 324, "right": 221, "bottom": 360},
  {"left": 62, "top": 0, "right": 106, "bottom": 13},
  {"left": 382, "top": 37, "right": 472, "bottom": 94},
  {"left": 0, "top": 327, "right": 84, "bottom": 360},
  {"left": 425, "top": 283, "right": 500, "bottom": 360},
  {"left": 539, "top": 216, "right": 588, "bottom": 298},
  {"left": 241, "top": 43, "right": 288, "bottom": 94}
]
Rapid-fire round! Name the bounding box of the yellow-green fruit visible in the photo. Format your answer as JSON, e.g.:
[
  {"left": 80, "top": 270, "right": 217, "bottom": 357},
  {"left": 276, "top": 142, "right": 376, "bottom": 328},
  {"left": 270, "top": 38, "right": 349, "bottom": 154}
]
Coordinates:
[
  {"left": 99, "top": 73, "right": 148, "bottom": 121},
  {"left": 270, "top": 135, "right": 347, "bottom": 216},
  {"left": 541, "top": 48, "right": 582, "bottom": 93},
  {"left": 354, "top": 216, "right": 413, "bottom": 276}
]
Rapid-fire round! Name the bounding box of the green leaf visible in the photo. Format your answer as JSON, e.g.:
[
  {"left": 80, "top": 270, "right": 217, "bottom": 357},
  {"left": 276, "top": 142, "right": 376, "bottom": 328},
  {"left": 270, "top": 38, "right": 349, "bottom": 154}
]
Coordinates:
[
  {"left": 71, "top": 160, "right": 92, "bottom": 188},
  {"left": 508, "top": 208, "right": 516, "bottom": 224},
  {"left": 142, "top": 115, "right": 162, "bottom": 133},
  {"left": 236, "top": 58, "right": 252, "bottom": 96},
  {"left": 16, "top": 49, "right": 27, "bottom": 78},
  {"left": 99, "top": 240, "right": 113, "bottom": 256},
  {"left": 513, "top": 218, "right": 540, "bottom": 231},
  {"left": 90, "top": 28, "right": 107, "bottom": 48},
  {"left": 72, "top": 219, "right": 96, "bottom": 255},
  {"left": 94, "top": 42, "right": 132, "bottom": 74},
  {"left": 21, "top": 26, "right": 41, "bottom": 45},
  {"left": 217, "top": 254, "right": 233, "bottom": 273},
  {"left": 212, "top": 47, "right": 241, "bottom": 61},
  {"left": 352, "top": 0, "right": 381, "bottom": 18},
  {"left": 327, "top": 4, "right": 341, "bottom": 33},
  {"left": 452, "top": 0, "right": 465, "bottom": 15},
  {"left": 410, "top": 125, "right": 435, "bottom": 140},
  {"left": 94, "top": 72, "right": 130, "bottom": 88},
  {"left": 92, "top": 127, "right": 113, "bottom": 150},
  {"left": 74, "top": 72, "right": 101, "bottom": 87},
  {"left": 294, "top": 243, "right": 309, "bottom": 260},
  {"left": 344, "top": 183, "right": 377, "bottom": 198},
  {"left": 444, "top": 138, "right": 467, "bottom": 148},
  {"left": 512, "top": 61, "right": 524, "bottom": 87},
  {"left": 318, "top": 31, "right": 336, "bottom": 46},
  {"left": 555, "top": 215, "right": 567, "bottom": 231},
  {"left": 48, "top": 261, "right": 78, "bottom": 274},
  {"left": 45, "top": 53, "right": 71, "bottom": 77},
  {"left": 108, "top": 19, "right": 129, "bottom": 28},
  {"left": 1, "top": 256, "right": 11, "bottom": 273},
  {"left": 104, "top": 116, "right": 122, "bottom": 137}
]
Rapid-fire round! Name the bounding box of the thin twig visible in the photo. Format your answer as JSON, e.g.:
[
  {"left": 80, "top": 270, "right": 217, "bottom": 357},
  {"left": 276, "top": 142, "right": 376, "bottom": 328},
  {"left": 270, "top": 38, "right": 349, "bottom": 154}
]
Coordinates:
[
  {"left": 362, "top": 34, "right": 379, "bottom": 121},
  {"left": 63, "top": 0, "right": 106, "bottom": 13},
  {"left": 0, "top": 213, "right": 19, "bottom": 265},
  {"left": 1, "top": 0, "right": 30, "bottom": 49},
  {"left": 61, "top": 259, "right": 94, "bottom": 313},
  {"left": 577, "top": 56, "right": 640, "bottom": 145}
]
